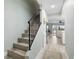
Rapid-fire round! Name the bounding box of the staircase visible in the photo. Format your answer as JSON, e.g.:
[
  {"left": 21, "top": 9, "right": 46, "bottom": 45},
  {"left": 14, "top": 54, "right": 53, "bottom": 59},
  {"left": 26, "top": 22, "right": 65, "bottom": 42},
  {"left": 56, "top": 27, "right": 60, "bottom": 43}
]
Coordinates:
[{"left": 7, "top": 10, "right": 40, "bottom": 59}]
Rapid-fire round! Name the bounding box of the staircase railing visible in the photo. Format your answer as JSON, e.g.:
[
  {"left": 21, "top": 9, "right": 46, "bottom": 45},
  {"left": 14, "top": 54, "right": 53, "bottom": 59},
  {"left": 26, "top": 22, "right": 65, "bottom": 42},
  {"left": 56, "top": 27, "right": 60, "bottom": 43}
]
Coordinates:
[{"left": 28, "top": 9, "right": 41, "bottom": 50}]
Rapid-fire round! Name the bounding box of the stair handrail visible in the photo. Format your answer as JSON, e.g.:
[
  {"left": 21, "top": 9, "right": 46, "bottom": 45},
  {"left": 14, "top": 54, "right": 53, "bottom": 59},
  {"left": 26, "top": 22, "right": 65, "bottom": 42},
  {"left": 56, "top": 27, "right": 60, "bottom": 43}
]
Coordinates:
[{"left": 28, "top": 9, "right": 41, "bottom": 50}]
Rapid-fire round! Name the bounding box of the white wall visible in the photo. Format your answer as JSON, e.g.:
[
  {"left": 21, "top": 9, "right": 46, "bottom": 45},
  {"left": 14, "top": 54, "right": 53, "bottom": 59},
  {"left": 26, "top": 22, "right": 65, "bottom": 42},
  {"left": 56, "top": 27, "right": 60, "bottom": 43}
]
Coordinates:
[
  {"left": 62, "top": 0, "right": 74, "bottom": 59},
  {"left": 4, "top": 0, "right": 32, "bottom": 54}
]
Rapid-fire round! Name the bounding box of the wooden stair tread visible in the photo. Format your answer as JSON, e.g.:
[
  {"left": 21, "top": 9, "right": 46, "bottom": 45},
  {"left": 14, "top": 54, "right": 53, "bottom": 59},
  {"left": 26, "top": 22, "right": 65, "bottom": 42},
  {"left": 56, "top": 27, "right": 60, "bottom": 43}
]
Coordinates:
[
  {"left": 22, "top": 33, "right": 35, "bottom": 37},
  {"left": 22, "top": 33, "right": 35, "bottom": 35},
  {"left": 24, "top": 30, "right": 37, "bottom": 33},
  {"left": 5, "top": 56, "right": 13, "bottom": 59},
  {"left": 14, "top": 43, "right": 29, "bottom": 47},
  {"left": 8, "top": 48, "right": 26, "bottom": 56},
  {"left": 13, "top": 43, "right": 29, "bottom": 51},
  {"left": 20, "top": 37, "right": 33, "bottom": 40}
]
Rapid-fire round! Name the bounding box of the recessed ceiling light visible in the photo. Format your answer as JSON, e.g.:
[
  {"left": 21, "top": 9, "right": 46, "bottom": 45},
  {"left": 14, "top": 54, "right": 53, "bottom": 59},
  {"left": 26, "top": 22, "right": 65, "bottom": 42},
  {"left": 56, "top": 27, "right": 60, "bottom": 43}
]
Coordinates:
[{"left": 51, "top": 5, "right": 55, "bottom": 8}]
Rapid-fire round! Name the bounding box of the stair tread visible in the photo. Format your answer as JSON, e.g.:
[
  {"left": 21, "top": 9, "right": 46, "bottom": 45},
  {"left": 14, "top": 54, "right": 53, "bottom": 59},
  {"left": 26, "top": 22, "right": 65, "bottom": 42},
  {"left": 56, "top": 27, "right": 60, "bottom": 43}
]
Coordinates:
[
  {"left": 13, "top": 43, "right": 29, "bottom": 51},
  {"left": 20, "top": 37, "right": 33, "bottom": 40},
  {"left": 25, "top": 30, "right": 37, "bottom": 32},
  {"left": 22, "top": 33, "right": 35, "bottom": 35},
  {"left": 22, "top": 33, "right": 35, "bottom": 37},
  {"left": 5, "top": 56, "right": 13, "bottom": 59},
  {"left": 25, "top": 30, "right": 38, "bottom": 33},
  {"left": 8, "top": 48, "right": 26, "bottom": 56},
  {"left": 14, "top": 43, "right": 29, "bottom": 47}
]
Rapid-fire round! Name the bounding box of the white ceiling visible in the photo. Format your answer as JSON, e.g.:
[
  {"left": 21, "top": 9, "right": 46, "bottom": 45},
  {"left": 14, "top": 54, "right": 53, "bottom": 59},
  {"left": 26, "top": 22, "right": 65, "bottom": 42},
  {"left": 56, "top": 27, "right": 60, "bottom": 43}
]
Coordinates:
[{"left": 41, "top": 0, "right": 65, "bottom": 15}]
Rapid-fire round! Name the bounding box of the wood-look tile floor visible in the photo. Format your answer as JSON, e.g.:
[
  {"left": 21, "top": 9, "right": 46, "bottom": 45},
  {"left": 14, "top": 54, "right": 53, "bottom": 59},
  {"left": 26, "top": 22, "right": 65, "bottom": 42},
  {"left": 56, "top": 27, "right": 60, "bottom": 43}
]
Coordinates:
[{"left": 42, "top": 34, "right": 69, "bottom": 59}]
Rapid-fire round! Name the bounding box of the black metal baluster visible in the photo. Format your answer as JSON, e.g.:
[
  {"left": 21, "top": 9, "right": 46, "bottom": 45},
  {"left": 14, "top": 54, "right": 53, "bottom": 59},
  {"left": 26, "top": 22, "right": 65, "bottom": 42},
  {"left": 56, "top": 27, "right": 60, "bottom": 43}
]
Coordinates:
[{"left": 28, "top": 21, "right": 31, "bottom": 50}]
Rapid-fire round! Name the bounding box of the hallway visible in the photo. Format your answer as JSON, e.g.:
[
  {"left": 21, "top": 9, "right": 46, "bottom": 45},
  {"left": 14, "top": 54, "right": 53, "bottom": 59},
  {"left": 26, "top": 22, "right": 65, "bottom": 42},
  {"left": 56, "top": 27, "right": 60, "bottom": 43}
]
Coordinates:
[
  {"left": 42, "top": 32, "right": 69, "bottom": 59},
  {"left": 4, "top": 0, "right": 74, "bottom": 59}
]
